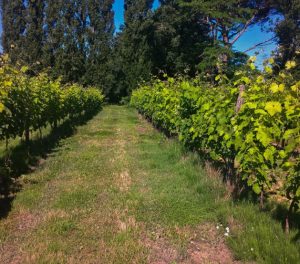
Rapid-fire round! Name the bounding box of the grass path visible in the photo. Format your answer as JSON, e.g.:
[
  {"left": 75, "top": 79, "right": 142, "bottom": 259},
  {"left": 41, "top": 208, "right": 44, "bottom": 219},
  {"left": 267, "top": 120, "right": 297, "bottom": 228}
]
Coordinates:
[{"left": 0, "top": 106, "right": 299, "bottom": 263}]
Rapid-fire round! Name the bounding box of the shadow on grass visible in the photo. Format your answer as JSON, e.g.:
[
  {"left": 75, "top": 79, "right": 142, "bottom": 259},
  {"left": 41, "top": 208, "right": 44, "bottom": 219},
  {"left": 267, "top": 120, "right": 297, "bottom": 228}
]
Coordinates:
[
  {"left": 0, "top": 110, "right": 99, "bottom": 219},
  {"left": 265, "top": 202, "right": 300, "bottom": 242},
  {"left": 171, "top": 135, "right": 300, "bottom": 241}
]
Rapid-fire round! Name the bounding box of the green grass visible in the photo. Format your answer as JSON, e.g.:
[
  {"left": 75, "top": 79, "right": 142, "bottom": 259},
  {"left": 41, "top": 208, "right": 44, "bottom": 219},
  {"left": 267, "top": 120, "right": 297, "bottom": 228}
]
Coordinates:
[
  {"left": 0, "top": 105, "right": 299, "bottom": 263},
  {"left": 54, "top": 187, "right": 98, "bottom": 209},
  {"left": 126, "top": 117, "right": 300, "bottom": 263}
]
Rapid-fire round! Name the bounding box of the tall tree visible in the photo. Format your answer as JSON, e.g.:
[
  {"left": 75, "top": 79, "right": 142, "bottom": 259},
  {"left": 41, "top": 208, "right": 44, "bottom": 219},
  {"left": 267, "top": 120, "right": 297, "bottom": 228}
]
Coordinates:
[
  {"left": 180, "top": 0, "right": 270, "bottom": 50},
  {"left": 43, "top": 0, "right": 64, "bottom": 73},
  {"left": 148, "top": 0, "right": 209, "bottom": 76},
  {"left": 1, "top": 0, "right": 26, "bottom": 62},
  {"left": 110, "top": 0, "right": 154, "bottom": 101},
  {"left": 179, "top": 0, "right": 270, "bottom": 75},
  {"left": 124, "top": 0, "right": 153, "bottom": 24},
  {"left": 84, "top": 0, "right": 115, "bottom": 92},
  {"left": 272, "top": 0, "right": 300, "bottom": 69},
  {"left": 55, "top": 0, "right": 86, "bottom": 83},
  {"left": 109, "top": 0, "right": 211, "bottom": 100},
  {"left": 22, "top": 0, "right": 45, "bottom": 70}
]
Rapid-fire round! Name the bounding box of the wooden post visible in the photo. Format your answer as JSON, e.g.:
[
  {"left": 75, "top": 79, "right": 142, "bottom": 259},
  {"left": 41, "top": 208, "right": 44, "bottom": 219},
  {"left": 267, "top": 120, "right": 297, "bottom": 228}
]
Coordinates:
[
  {"left": 285, "top": 200, "right": 295, "bottom": 234},
  {"left": 259, "top": 190, "right": 264, "bottom": 209},
  {"left": 235, "top": 85, "right": 245, "bottom": 114}
]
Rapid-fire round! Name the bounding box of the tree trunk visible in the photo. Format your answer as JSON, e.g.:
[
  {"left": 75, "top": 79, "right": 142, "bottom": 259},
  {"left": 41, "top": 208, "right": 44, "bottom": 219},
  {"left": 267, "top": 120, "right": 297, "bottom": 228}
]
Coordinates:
[
  {"left": 221, "top": 27, "right": 230, "bottom": 66},
  {"left": 285, "top": 200, "right": 295, "bottom": 234},
  {"left": 25, "top": 128, "right": 30, "bottom": 144},
  {"left": 39, "top": 127, "right": 42, "bottom": 139},
  {"left": 5, "top": 137, "right": 8, "bottom": 151}
]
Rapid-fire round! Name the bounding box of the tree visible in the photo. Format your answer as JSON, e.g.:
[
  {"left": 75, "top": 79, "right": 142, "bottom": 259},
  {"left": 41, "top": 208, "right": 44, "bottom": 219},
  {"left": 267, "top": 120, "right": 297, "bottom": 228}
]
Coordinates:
[
  {"left": 148, "top": 0, "right": 209, "bottom": 76},
  {"left": 22, "top": 0, "right": 45, "bottom": 71},
  {"left": 179, "top": 0, "right": 270, "bottom": 74},
  {"left": 43, "top": 0, "right": 65, "bottom": 74},
  {"left": 180, "top": 0, "right": 270, "bottom": 49},
  {"left": 54, "top": 0, "right": 86, "bottom": 83},
  {"left": 108, "top": 0, "right": 211, "bottom": 101},
  {"left": 84, "top": 0, "right": 115, "bottom": 93},
  {"left": 271, "top": 0, "right": 300, "bottom": 71},
  {"left": 1, "top": 0, "right": 26, "bottom": 62},
  {"left": 124, "top": 0, "right": 153, "bottom": 24},
  {"left": 109, "top": 0, "right": 154, "bottom": 101}
]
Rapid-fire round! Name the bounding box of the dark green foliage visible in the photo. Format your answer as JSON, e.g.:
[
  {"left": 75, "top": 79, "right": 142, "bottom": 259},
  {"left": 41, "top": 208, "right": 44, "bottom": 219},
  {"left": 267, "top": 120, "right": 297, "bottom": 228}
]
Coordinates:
[
  {"left": 1, "top": 0, "right": 114, "bottom": 93},
  {"left": 1, "top": 0, "right": 26, "bottom": 62},
  {"left": 271, "top": 0, "right": 300, "bottom": 77},
  {"left": 43, "top": 0, "right": 91, "bottom": 82},
  {"left": 110, "top": 0, "right": 210, "bottom": 101},
  {"left": 179, "top": 0, "right": 269, "bottom": 46},
  {"left": 1, "top": 0, "right": 299, "bottom": 101},
  {"left": 179, "top": 0, "right": 270, "bottom": 75},
  {"left": 43, "top": 1, "right": 64, "bottom": 72},
  {"left": 148, "top": 1, "right": 209, "bottom": 76},
  {"left": 124, "top": 0, "right": 153, "bottom": 23},
  {"left": 83, "top": 0, "right": 115, "bottom": 92},
  {"left": 107, "top": 0, "right": 154, "bottom": 101},
  {"left": 22, "top": 0, "right": 44, "bottom": 71}
]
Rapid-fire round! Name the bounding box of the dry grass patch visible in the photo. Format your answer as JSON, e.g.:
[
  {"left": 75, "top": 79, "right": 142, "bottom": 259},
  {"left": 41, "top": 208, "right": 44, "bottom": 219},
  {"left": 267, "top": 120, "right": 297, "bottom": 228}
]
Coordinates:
[
  {"left": 117, "top": 171, "right": 132, "bottom": 192},
  {"left": 15, "top": 210, "right": 41, "bottom": 232},
  {"left": 115, "top": 209, "right": 138, "bottom": 233},
  {"left": 79, "top": 138, "right": 105, "bottom": 148},
  {"left": 143, "top": 232, "right": 179, "bottom": 264}
]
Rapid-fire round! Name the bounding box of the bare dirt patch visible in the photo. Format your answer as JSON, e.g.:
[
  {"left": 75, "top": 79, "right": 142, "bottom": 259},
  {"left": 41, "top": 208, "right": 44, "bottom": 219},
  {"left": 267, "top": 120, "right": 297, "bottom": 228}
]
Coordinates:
[
  {"left": 0, "top": 244, "right": 23, "bottom": 264},
  {"left": 186, "top": 239, "right": 239, "bottom": 264},
  {"left": 183, "top": 224, "right": 241, "bottom": 264},
  {"left": 0, "top": 210, "right": 41, "bottom": 264},
  {"left": 16, "top": 211, "right": 41, "bottom": 232},
  {"left": 143, "top": 224, "right": 241, "bottom": 264},
  {"left": 137, "top": 125, "right": 151, "bottom": 135},
  {"left": 143, "top": 228, "right": 179, "bottom": 264}
]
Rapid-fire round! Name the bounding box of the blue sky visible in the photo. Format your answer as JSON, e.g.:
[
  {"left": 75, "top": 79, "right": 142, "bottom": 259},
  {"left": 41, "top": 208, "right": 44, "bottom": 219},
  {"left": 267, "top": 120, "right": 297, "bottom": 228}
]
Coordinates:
[
  {"left": 113, "top": 0, "right": 160, "bottom": 31},
  {"left": 0, "top": 0, "right": 277, "bottom": 66},
  {"left": 113, "top": 0, "right": 125, "bottom": 31},
  {"left": 233, "top": 26, "right": 276, "bottom": 68}
]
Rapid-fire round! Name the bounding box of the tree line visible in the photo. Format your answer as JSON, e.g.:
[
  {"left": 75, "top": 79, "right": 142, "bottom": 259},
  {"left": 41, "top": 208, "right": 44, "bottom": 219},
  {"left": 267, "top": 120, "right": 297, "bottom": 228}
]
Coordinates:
[{"left": 1, "top": 0, "right": 299, "bottom": 102}]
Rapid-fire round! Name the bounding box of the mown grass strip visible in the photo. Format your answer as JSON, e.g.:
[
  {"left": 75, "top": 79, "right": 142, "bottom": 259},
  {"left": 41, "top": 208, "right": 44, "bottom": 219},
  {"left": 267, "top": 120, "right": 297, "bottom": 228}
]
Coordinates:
[{"left": 0, "top": 106, "right": 299, "bottom": 263}]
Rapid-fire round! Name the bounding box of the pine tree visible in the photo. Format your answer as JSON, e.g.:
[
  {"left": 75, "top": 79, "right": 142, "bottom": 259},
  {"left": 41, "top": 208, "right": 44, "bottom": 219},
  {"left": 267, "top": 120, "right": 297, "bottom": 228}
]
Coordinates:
[
  {"left": 109, "top": 0, "right": 210, "bottom": 100},
  {"left": 179, "top": 0, "right": 269, "bottom": 48},
  {"left": 110, "top": 0, "right": 154, "bottom": 100},
  {"left": 179, "top": 0, "right": 270, "bottom": 75},
  {"left": 272, "top": 0, "right": 300, "bottom": 70}
]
